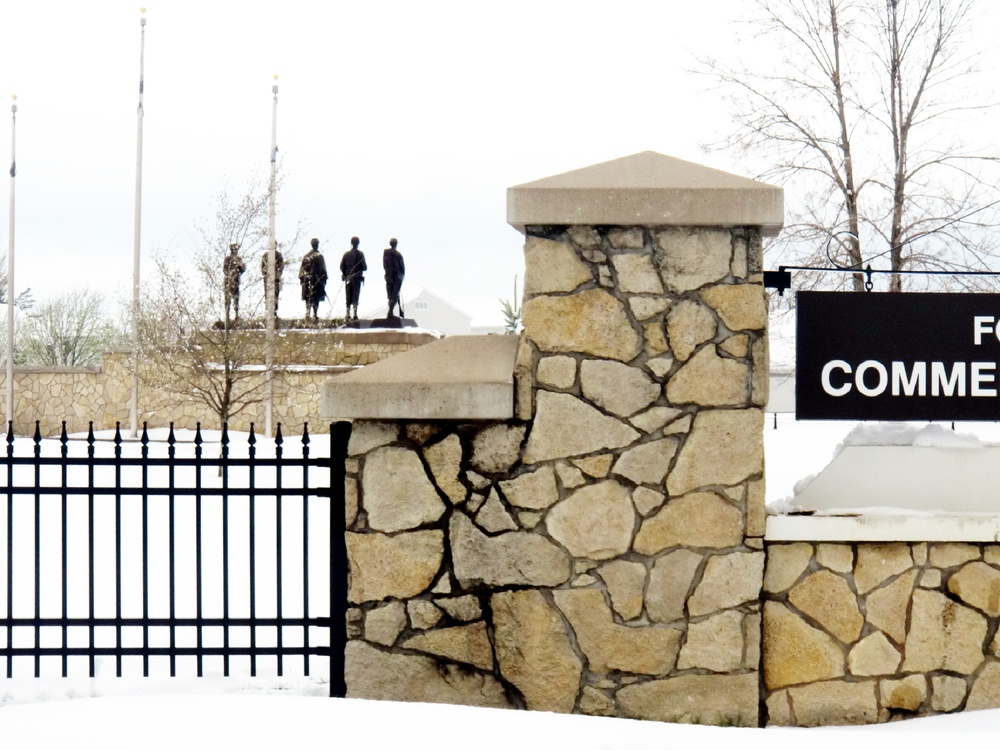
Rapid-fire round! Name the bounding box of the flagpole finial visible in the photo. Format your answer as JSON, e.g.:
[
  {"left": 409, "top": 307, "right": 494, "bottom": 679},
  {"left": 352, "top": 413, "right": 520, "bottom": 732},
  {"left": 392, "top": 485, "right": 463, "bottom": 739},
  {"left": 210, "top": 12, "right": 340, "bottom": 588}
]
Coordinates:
[
  {"left": 140, "top": 7, "right": 146, "bottom": 25},
  {"left": 272, "top": 74, "right": 279, "bottom": 94}
]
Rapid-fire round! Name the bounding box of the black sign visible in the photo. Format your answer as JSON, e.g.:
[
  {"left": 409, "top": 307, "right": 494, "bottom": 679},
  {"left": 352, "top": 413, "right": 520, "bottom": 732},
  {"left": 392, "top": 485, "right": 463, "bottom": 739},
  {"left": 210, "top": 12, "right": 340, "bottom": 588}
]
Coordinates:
[{"left": 796, "top": 291, "right": 1000, "bottom": 421}]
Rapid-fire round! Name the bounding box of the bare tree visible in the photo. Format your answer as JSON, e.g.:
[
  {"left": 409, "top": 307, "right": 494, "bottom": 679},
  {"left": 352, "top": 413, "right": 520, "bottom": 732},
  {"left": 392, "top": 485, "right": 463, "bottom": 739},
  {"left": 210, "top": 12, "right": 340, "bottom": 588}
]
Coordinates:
[
  {"left": 17, "top": 289, "right": 121, "bottom": 366},
  {"left": 704, "top": 0, "right": 1000, "bottom": 291},
  {"left": 136, "top": 174, "right": 309, "bottom": 425}
]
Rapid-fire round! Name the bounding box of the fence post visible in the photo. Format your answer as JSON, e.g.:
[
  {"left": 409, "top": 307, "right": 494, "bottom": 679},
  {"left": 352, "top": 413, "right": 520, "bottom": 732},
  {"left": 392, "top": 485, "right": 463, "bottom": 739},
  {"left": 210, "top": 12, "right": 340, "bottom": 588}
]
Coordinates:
[{"left": 328, "top": 420, "right": 352, "bottom": 697}]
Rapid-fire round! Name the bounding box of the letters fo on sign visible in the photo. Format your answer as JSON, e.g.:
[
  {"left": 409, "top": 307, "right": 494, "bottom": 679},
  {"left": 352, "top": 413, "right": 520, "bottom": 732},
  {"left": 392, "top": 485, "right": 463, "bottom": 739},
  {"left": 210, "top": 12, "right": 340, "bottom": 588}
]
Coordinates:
[{"left": 795, "top": 291, "right": 1000, "bottom": 421}]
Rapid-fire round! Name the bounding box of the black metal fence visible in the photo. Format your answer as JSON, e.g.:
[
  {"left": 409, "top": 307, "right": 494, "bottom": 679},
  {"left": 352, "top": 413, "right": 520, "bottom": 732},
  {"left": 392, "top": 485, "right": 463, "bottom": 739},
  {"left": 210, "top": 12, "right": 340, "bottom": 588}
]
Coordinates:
[{"left": 0, "top": 420, "right": 350, "bottom": 697}]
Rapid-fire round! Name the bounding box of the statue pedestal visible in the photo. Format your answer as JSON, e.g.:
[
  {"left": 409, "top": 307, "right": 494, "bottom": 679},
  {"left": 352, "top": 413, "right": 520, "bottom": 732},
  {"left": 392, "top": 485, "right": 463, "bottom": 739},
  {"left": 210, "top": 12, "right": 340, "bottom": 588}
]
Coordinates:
[{"left": 370, "top": 317, "right": 418, "bottom": 329}]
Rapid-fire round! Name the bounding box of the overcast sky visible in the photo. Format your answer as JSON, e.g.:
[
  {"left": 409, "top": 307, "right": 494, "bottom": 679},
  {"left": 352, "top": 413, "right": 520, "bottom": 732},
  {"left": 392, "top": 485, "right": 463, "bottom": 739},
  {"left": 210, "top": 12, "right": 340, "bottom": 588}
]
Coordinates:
[{"left": 0, "top": 1, "right": 759, "bottom": 325}]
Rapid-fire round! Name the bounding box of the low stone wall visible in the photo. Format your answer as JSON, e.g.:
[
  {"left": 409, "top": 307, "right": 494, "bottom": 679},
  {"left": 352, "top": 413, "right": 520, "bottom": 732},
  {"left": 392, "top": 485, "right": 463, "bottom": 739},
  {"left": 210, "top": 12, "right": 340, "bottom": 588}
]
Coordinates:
[
  {"left": 0, "top": 330, "right": 437, "bottom": 436},
  {"left": 764, "top": 541, "right": 1000, "bottom": 726}
]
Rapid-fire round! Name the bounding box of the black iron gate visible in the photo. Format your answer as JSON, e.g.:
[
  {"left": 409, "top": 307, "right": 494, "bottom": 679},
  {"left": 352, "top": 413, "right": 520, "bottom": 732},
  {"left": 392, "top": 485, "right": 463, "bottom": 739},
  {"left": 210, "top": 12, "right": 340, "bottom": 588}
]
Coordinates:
[{"left": 0, "top": 420, "right": 350, "bottom": 697}]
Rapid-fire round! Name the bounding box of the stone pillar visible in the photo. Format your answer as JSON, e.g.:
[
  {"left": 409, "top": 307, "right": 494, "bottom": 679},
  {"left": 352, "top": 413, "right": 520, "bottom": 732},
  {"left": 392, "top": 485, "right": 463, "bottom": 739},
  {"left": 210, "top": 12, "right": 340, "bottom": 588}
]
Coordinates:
[
  {"left": 336, "top": 151, "right": 782, "bottom": 726},
  {"left": 506, "top": 151, "right": 783, "bottom": 725}
]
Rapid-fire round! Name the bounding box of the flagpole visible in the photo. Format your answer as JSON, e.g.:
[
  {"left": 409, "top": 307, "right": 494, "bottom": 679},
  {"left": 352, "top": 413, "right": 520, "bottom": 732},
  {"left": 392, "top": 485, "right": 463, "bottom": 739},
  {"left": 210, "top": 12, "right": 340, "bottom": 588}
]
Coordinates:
[
  {"left": 265, "top": 75, "right": 278, "bottom": 438},
  {"left": 130, "top": 8, "right": 146, "bottom": 438},
  {"left": 6, "top": 95, "right": 16, "bottom": 429}
]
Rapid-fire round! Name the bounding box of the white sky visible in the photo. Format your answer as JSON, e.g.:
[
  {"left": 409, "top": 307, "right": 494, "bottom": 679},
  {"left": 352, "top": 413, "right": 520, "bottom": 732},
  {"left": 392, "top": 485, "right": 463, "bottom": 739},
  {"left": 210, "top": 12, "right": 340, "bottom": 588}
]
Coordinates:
[{"left": 0, "top": 0, "right": 751, "bottom": 325}]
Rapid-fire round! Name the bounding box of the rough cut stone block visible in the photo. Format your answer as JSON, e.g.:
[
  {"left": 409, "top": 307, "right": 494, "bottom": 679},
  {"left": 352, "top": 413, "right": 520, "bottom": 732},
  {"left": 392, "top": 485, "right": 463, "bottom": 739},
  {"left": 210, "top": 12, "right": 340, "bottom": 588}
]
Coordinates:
[
  {"left": 572, "top": 454, "right": 614, "bottom": 478},
  {"left": 634, "top": 492, "right": 743, "bottom": 554},
  {"left": 789, "top": 570, "right": 863, "bottom": 644},
  {"left": 491, "top": 590, "right": 583, "bottom": 714},
  {"left": 555, "top": 462, "right": 586, "bottom": 489},
  {"left": 580, "top": 359, "right": 660, "bottom": 417},
  {"left": 667, "top": 409, "right": 763, "bottom": 496},
  {"left": 666, "top": 300, "right": 716, "bottom": 362},
  {"left": 948, "top": 561, "right": 1000, "bottom": 616},
  {"left": 347, "top": 531, "right": 444, "bottom": 603},
  {"left": 647, "top": 549, "right": 702, "bottom": 623},
  {"left": 348, "top": 421, "right": 399, "bottom": 456},
  {"left": 816, "top": 544, "right": 853, "bottom": 574},
  {"left": 435, "top": 595, "right": 482, "bottom": 622},
  {"left": 854, "top": 544, "right": 913, "bottom": 594},
  {"left": 608, "top": 227, "right": 645, "bottom": 249},
  {"left": 848, "top": 631, "right": 901, "bottom": 676},
  {"left": 597, "top": 560, "right": 646, "bottom": 621},
  {"left": 968, "top": 662, "right": 1000, "bottom": 711},
  {"left": 423, "top": 434, "right": 466, "bottom": 505},
  {"left": 498, "top": 466, "right": 559, "bottom": 510},
  {"left": 362, "top": 447, "right": 446, "bottom": 532},
  {"left": 523, "top": 289, "right": 641, "bottom": 362},
  {"left": 880, "top": 675, "right": 927, "bottom": 712},
  {"left": 537, "top": 355, "right": 577, "bottom": 390},
  {"left": 787, "top": 681, "right": 878, "bottom": 727},
  {"left": 580, "top": 686, "right": 615, "bottom": 717},
  {"left": 629, "top": 406, "right": 684, "bottom": 434},
  {"left": 764, "top": 543, "right": 814, "bottom": 594},
  {"left": 364, "top": 601, "right": 407, "bottom": 647},
  {"left": 678, "top": 610, "right": 744, "bottom": 671},
  {"left": 611, "top": 253, "right": 664, "bottom": 294},
  {"left": 450, "top": 512, "right": 571, "bottom": 589},
  {"left": 866, "top": 570, "right": 916, "bottom": 644},
  {"left": 654, "top": 228, "right": 732, "bottom": 294},
  {"left": 523, "top": 235, "right": 593, "bottom": 295},
  {"left": 401, "top": 621, "right": 493, "bottom": 671},
  {"left": 688, "top": 552, "right": 764, "bottom": 616},
  {"left": 699, "top": 283, "right": 766, "bottom": 331},
  {"left": 406, "top": 599, "right": 443, "bottom": 629},
  {"left": 346, "top": 641, "right": 510, "bottom": 707},
  {"left": 617, "top": 673, "right": 759, "bottom": 727},
  {"left": 629, "top": 297, "right": 670, "bottom": 321},
  {"left": 474, "top": 489, "right": 519, "bottom": 533},
  {"left": 932, "top": 675, "right": 968, "bottom": 712},
  {"left": 524, "top": 391, "right": 639, "bottom": 463},
  {"left": 929, "top": 543, "right": 981, "bottom": 569},
  {"left": 554, "top": 588, "right": 681, "bottom": 675},
  {"left": 546, "top": 480, "right": 635, "bottom": 560},
  {"left": 611, "top": 438, "right": 679, "bottom": 487},
  {"left": 763, "top": 601, "right": 845, "bottom": 690},
  {"left": 632, "top": 486, "right": 666, "bottom": 517},
  {"left": 470, "top": 424, "right": 527, "bottom": 474},
  {"left": 902, "top": 589, "right": 986, "bottom": 674},
  {"left": 666, "top": 345, "right": 750, "bottom": 406}
]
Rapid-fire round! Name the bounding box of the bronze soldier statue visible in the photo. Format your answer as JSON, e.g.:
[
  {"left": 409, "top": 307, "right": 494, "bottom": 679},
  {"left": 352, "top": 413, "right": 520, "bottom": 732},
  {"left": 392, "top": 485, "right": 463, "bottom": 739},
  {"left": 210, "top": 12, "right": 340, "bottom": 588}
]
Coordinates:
[
  {"left": 299, "top": 238, "right": 328, "bottom": 322},
  {"left": 261, "top": 245, "right": 285, "bottom": 318},
  {"left": 383, "top": 238, "right": 405, "bottom": 317},
  {"left": 339, "top": 236, "right": 367, "bottom": 322},
  {"left": 223, "top": 242, "right": 246, "bottom": 322}
]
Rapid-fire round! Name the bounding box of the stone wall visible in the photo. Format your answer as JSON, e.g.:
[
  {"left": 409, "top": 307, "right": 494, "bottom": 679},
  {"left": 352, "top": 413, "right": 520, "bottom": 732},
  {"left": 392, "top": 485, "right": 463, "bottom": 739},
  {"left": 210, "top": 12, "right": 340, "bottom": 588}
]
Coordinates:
[
  {"left": 0, "top": 330, "right": 436, "bottom": 436},
  {"left": 344, "top": 224, "right": 769, "bottom": 725},
  {"left": 764, "top": 541, "right": 1000, "bottom": 726}
]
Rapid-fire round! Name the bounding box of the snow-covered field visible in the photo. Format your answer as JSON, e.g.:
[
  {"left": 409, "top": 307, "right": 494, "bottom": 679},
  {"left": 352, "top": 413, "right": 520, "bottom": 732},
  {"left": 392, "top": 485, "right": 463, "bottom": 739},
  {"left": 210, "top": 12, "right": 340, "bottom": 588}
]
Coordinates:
[{"left": 4, "top": 421, "right": 1000, "bottom": 744}]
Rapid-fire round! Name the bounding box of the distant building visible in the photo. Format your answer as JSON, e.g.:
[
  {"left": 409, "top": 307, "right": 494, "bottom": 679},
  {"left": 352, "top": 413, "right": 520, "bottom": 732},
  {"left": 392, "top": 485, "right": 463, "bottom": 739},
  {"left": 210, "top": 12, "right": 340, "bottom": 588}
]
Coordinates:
[{"left": 363, "top": 288, "right": 503, "bottom": 336}]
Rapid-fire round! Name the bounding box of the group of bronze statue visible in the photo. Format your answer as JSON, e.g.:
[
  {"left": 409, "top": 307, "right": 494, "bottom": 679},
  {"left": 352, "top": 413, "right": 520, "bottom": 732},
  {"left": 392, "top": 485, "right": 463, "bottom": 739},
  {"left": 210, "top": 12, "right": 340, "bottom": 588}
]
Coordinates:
[{"left": 222, "top": 236, "right": 405, "bottom": 323}]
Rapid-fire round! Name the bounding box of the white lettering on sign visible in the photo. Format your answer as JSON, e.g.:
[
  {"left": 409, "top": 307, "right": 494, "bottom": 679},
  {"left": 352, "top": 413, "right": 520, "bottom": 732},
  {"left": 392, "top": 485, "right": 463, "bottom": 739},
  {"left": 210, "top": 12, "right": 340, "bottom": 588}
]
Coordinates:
[
  {"left": 974, "top": 316, "right": 1000, "bottom": 345},
  {"left": 821, "top": 360, "right": 852, "bottom": 397},
  {"left": 891, "top": 361, "right": 926, "bottom": 396},
  {"left": 972, "top": 362, "right": 997, "bottom": 396},
  {"left": 931, "top": 362, "right": 966, "bottom": 397},
  {"left": 819, "top": 360, "right": 992, "bottom": 398}
]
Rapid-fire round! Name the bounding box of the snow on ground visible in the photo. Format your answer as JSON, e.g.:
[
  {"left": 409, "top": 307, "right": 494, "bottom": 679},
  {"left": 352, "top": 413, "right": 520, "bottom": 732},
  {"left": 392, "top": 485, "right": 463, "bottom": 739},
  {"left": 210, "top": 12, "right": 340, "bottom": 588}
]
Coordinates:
[{"left": 2, "top": 689, "right": 1000, "bottom": 748}]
